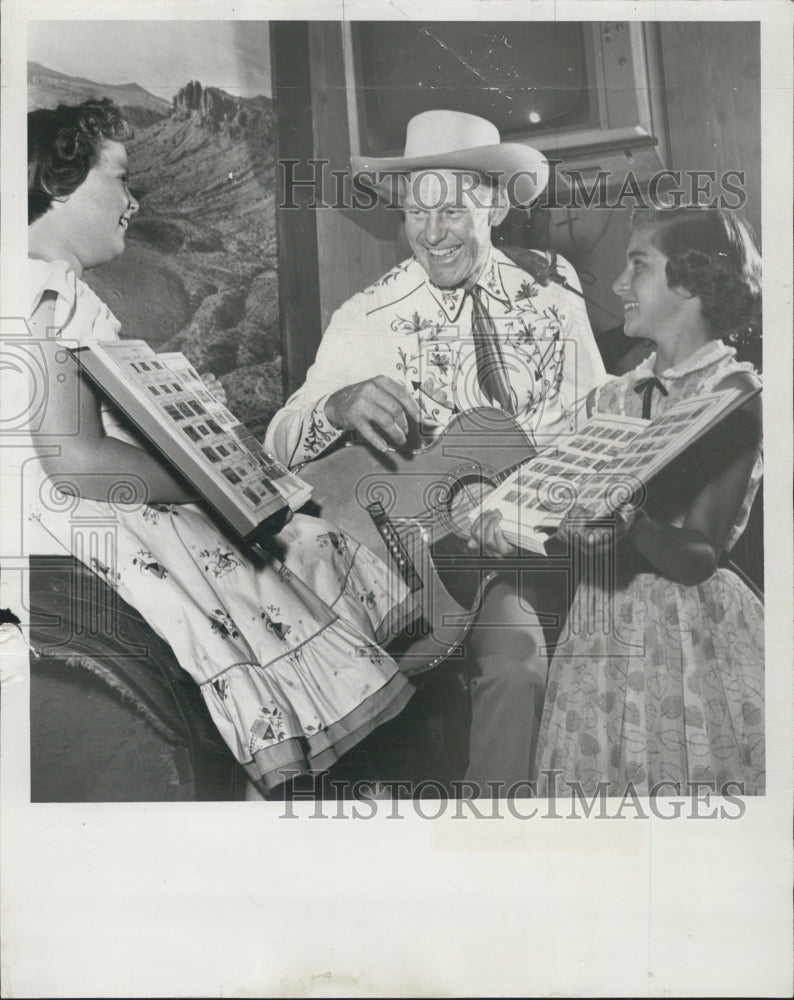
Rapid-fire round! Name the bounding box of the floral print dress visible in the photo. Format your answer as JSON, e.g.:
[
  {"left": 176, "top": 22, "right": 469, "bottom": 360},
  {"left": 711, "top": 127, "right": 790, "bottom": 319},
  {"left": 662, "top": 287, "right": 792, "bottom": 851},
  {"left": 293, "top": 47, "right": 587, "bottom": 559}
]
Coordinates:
[
  {"left": 535, "top": 340, "right": 765, "bottom": 796},
  {"left": 27, "top": 259, "right": 414, "bottom": 792}
]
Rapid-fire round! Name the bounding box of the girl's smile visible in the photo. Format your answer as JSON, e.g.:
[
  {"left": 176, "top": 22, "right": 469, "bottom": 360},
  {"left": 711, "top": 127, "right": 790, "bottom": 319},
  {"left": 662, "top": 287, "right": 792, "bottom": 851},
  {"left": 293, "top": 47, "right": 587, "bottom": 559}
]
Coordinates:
[
  {"left": 56, "top": 139, "right": 139, "bottom": 274},
  {"left": 612, "top": 226, "right": 691, "bottom": 343}
]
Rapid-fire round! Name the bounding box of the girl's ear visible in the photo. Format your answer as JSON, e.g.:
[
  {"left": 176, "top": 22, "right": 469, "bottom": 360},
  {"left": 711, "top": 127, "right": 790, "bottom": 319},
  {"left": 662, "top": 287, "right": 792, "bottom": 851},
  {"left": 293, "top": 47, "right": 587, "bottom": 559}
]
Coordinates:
[{"left": 44, "top": 190, "right": 72, "bottom": 209}]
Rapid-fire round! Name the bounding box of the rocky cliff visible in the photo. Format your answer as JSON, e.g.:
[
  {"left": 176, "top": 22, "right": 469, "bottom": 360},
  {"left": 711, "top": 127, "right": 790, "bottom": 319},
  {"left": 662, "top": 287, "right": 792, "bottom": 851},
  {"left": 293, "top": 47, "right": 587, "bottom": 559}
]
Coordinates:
[{"left": 172, "top": 80, "right": 273, "bottom": 135}]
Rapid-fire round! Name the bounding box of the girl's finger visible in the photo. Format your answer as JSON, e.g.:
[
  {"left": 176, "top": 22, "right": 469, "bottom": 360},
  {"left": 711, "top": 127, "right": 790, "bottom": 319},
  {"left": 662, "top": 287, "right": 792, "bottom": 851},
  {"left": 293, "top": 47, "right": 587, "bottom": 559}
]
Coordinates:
[{"left": 468, "top": 510, "right": 505, "bottom": 553}]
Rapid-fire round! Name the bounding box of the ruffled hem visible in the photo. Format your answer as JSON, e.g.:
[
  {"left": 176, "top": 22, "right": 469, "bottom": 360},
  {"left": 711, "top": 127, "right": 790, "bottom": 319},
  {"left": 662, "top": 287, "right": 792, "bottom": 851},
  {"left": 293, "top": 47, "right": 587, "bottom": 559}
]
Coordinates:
[
  {"left": 208, "top": 670, "right": 413, "bottom": 792},
  {"left": 31, "top": 496, "right": 417, "bottom": 792},
  {"left": 193, "top": 601, "right": 414, "bottom": 792}
]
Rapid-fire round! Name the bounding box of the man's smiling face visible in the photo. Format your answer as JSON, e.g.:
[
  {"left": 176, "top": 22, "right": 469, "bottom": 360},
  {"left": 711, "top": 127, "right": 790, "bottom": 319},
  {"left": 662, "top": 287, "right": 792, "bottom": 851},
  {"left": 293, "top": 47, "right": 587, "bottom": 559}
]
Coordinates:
[{"left": 402, "top": 169, "right": 507, "bottom": 289}]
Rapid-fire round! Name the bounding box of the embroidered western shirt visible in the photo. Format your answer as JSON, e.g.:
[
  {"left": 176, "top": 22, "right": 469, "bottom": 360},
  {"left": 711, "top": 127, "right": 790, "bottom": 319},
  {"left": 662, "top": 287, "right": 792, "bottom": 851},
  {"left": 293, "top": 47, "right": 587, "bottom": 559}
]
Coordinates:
[{"left": 265, "top": 248, "right": 606, "bottom": 468}]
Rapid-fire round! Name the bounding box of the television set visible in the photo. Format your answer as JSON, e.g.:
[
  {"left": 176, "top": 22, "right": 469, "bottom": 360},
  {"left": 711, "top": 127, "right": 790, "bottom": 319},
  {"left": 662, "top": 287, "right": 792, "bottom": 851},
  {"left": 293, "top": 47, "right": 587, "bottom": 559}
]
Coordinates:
[{"left": 342, "top": 20, "right": 669, "bottom": 200}]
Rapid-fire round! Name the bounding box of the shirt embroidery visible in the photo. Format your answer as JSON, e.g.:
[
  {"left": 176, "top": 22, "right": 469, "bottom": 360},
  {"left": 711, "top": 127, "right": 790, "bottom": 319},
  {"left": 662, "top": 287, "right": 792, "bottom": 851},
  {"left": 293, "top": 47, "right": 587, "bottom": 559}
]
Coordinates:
[
  {"left": 300, "top": 400, "right": 341, "bottom": 457},
  {"left": 371, "top": 252, "right": 572, "bottom": 420},
  {"left": 265, "top": 246, "right": 606, "bottom": 467}
]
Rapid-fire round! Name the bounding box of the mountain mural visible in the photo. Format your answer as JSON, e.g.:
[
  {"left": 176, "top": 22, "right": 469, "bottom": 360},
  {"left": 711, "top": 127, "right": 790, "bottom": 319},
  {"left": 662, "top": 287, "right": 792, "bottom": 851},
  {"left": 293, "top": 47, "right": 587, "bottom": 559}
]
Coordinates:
[
  {"left": 28, "top": 68, "right": 283, "bottom": 438},
  {"left": 28, "top": 62, "right": 171, "bottom": 127}
]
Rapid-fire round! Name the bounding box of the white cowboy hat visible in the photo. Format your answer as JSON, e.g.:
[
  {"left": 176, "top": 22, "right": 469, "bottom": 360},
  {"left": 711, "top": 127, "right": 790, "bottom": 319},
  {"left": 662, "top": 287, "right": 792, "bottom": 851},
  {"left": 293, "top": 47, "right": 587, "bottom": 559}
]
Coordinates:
[{"left": 350, "top": 109, "right": 549, "bottom": 206}]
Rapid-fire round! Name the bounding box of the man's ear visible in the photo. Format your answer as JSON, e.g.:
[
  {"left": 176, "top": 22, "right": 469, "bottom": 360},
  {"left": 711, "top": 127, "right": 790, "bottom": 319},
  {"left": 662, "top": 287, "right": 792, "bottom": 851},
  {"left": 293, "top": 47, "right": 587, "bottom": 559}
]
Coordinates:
[{"left": 487, "top": 185, "right": 510, "bottom": 228}]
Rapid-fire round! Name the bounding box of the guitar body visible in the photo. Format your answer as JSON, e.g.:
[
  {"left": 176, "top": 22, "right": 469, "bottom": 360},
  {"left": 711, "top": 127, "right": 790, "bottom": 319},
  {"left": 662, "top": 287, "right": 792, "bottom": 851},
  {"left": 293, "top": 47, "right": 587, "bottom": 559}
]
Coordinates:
[{"left": 298, "top": 408, "right": 536, "bottom": 675}]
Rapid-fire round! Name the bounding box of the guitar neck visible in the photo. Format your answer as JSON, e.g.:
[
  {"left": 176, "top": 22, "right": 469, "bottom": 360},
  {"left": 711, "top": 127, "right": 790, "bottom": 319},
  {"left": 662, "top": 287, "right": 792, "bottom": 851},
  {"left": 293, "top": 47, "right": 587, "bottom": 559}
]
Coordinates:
[{"left": 492, "top": 456, "right": 535, "bottom": 487}]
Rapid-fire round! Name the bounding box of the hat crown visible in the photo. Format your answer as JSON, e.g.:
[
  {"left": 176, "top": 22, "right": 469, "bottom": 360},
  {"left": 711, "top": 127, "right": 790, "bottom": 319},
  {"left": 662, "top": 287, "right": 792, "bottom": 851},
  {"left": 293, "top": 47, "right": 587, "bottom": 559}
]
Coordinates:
[
  {"left": 349, "top": 108, "right": 548, "bottom": 207},
  {"left": 403, "top": 110, "right": 501, "bottom": 159}
]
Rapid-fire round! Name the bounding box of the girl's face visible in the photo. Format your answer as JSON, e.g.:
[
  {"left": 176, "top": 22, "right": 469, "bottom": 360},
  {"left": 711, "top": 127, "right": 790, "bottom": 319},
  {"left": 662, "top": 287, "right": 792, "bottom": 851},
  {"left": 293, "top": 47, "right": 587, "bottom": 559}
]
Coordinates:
[
  {"left": 612, "top": 225, "right": 692, "bottom": 343},
  {"left": 58, "top": 140, "right": 138, "bottom": 272}
]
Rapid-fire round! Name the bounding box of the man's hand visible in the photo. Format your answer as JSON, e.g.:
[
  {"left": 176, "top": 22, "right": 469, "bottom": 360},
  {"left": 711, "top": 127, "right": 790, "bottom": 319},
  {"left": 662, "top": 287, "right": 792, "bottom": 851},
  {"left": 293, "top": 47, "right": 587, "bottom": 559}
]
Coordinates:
[{"left": 324, "top": 375, "right": 422, "bottom": 452}]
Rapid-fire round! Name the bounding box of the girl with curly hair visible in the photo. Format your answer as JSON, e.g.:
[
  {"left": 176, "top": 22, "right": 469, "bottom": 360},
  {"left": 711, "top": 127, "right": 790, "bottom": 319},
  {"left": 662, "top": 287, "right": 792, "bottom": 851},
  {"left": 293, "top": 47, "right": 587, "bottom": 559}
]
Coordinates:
[
  {"left": 473, "top": 205, "right": 764, "bottom": 797},
  {"left": 27, "top": 99, "right": 415, "bottom": 796},
  {"left": 536, "top": 206, "right": 764, "bottom": 796}
]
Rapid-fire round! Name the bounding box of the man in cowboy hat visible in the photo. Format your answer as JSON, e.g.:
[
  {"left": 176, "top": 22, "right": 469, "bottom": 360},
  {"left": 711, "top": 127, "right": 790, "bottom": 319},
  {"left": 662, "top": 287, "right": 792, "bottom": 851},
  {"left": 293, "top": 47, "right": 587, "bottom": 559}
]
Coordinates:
[{"left": 265, "top": 110, "right": 606, "bottom": 792}]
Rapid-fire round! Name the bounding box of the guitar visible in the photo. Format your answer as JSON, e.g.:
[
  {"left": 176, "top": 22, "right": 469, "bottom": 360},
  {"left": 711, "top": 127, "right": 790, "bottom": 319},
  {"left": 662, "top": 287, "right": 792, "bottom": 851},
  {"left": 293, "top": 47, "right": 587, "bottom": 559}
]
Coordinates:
[{"left": 296, "top": 407, "right": 537, "bottom": 675}]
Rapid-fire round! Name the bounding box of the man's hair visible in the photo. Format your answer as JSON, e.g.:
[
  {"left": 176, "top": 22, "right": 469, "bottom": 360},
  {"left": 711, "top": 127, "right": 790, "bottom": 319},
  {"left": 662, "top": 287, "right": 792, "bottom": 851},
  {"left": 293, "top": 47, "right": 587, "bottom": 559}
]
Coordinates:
[
  {"left": 28, "top": 99, "right": 133, "bottom": 224},
  {"left": 631, "top": 205, "right": 762, "bottom": 348}
]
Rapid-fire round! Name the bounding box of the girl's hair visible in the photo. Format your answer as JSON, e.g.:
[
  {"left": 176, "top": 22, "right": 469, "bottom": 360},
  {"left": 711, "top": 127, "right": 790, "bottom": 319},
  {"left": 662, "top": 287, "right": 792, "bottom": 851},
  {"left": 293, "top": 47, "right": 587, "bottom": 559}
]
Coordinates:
[
  {"left": 630, "top": 205, "right": 762, "bottom": 364},
  {"left": 28, "top": 99, "right": 133, "bottom": 224}
]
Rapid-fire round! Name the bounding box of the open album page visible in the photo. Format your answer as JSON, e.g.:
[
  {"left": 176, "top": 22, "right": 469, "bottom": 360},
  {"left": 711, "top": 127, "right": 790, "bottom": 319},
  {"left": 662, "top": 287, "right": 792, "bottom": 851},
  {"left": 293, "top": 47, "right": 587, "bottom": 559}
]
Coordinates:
[
  {"left": 476, "top": 413, "right": 648, "bottom": 550},
  {"left": 476, "top": 388, "right": 745, "bottom": 551},
  {"left": 160, "top": 352, "right": 312, "bottom": 510},
  {"left": 85, "top": 340, "right": 292, "bottom": 532}
]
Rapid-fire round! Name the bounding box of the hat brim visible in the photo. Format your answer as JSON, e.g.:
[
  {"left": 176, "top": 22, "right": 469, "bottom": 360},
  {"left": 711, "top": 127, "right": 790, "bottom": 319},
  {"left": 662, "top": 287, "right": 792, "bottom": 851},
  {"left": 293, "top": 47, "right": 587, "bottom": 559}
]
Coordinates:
[{"left": 351, "top": 143, "right": 549, "bottom": 206}]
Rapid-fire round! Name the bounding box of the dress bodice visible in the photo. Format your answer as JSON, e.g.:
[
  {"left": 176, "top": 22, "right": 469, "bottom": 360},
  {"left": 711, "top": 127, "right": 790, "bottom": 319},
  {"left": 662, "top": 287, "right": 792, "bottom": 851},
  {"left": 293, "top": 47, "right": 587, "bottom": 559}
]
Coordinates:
[{"left": 593, "top": 340, "right": 762, "bottom": 551}]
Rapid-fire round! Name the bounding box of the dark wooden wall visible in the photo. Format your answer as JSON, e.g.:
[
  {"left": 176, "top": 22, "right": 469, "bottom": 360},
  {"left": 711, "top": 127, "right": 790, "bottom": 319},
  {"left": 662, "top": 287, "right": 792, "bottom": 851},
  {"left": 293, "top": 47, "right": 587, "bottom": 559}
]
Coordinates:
[{"left": 660, "top": 21, "right": 761, "bottom": 237}]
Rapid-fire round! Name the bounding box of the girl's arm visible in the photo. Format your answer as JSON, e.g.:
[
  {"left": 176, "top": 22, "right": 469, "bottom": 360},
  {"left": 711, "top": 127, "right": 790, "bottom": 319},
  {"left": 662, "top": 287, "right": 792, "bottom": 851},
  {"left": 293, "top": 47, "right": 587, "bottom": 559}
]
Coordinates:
[
  {"left": 32, "top": 294, "right": 198, "bottom": 505},
  {"left": 627, "top": 371, "right": 762, "bottom": 586}
]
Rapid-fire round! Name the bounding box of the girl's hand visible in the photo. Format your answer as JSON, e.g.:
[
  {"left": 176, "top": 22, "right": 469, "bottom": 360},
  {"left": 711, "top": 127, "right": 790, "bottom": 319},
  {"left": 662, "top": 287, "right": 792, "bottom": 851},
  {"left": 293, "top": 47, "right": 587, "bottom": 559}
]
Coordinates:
[
  {"left": 553, "top": 504, "right": 638, "bottom": 552},
  {"left": 202, "top": 372, "right": 228, "bottom": 406},
  {"left": 467, "top": 509, "right": 518, "bottom": 557}
]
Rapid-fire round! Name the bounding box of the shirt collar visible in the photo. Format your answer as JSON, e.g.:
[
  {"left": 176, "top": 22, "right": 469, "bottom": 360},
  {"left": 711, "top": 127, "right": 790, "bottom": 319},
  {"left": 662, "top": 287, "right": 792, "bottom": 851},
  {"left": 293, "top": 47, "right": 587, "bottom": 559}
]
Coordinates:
[
  {"left": 422, "top": 247, "right": 511, "bottom": 322},
  {"left": 632, "top": 339, "right": 736, "bottom": 384}
]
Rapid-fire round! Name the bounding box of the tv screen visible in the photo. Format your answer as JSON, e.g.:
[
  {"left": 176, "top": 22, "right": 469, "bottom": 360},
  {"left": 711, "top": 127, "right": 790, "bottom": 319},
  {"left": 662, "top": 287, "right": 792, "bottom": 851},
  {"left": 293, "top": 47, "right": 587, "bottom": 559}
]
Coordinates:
[{"left": 354, "top": 21, "right": 596, "bottom": 154}]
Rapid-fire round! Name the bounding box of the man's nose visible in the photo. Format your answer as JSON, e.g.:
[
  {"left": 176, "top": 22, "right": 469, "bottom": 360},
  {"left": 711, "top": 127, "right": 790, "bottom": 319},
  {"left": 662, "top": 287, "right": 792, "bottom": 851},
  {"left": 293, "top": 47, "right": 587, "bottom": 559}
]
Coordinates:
[
  {"left": 423, "top": 213, "right": 446, "bottom": 245},
  {"left": 129, "top": 192, "right": 140, "bottom": 214}
]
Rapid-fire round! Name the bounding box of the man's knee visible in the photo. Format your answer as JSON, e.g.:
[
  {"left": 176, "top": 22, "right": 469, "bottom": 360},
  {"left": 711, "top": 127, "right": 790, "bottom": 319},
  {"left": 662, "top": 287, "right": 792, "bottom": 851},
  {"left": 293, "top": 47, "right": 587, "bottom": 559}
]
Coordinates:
[{"left": 469, "top": 627, "right": 547, "bottom": 690}]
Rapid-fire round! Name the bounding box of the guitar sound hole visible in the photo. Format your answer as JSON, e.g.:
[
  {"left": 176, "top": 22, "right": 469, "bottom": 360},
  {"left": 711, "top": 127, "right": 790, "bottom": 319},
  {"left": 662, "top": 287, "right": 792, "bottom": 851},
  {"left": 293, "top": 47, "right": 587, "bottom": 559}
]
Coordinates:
[{"left": 443, "top": 474, "right": 496, "bottom": 539}]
